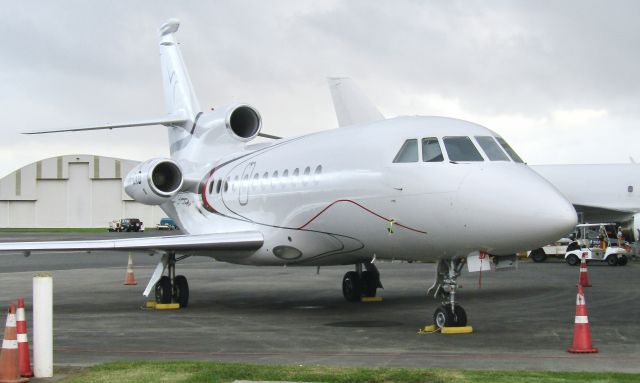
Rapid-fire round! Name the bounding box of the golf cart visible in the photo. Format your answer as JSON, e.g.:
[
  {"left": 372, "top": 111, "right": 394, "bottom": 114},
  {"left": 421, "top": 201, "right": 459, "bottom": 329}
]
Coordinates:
[{"left": 564, "top": 223, "right": 629, "bottom": 266}]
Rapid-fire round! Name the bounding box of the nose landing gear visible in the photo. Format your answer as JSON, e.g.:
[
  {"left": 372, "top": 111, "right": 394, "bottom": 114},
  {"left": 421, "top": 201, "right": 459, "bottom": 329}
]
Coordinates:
[{"left": 427, "top": 258, "right": 467, "bottom": 327}]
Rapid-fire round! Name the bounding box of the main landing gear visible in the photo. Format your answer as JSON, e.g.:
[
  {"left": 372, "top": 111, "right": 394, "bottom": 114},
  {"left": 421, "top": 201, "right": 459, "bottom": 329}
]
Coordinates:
[
  {"left": 342, "top": 261, "right": 383, "bottom": 302},
  {"left": 154, "top": 253, "right": 190, "bottom": 307},
  {"left": 427, "top": 258, "right": 467, "bottom": 327}
]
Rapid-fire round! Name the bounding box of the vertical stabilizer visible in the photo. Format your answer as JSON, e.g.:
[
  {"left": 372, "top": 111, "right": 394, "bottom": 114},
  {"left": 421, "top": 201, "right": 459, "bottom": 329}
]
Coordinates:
[
  {"left": 159, "top": 19, "right": 201, "bottom": 123},
  {"left": 328, "top": 77, "right": 384, "bottom": 127}
]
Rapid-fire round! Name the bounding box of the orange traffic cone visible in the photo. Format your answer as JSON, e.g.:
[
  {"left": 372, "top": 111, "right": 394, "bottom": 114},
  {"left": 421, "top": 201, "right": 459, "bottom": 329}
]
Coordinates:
[
  {"left": 15, "top": 299, "right": 32, "bottom": 378},
  {"left": 567, "top": 284, "right": 598, "bottom": 353},
  {"left": 0, "top": 304, "right": 29, "bottom": 383},
  {"left": 123, "top": 253, "right": 137, "bottom": 286},
  {"left": 578, "top": 252, "right": 592, "bottom": 287}
]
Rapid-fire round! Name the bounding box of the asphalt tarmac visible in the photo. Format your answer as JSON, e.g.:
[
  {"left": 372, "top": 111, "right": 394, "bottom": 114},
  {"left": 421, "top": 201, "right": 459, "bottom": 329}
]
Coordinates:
[{"left": 0, "top": 232, "right": 638, "bottom": 372}]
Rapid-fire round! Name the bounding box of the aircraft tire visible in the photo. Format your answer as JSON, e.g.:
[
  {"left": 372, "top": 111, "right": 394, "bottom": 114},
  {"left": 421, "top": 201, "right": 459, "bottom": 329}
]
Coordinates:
[
  {"left": 530, "top": 249, "right": 547, "bottom": 263},
  {"left": 361, "top": 271, "right": 377, "bottom": 297},
  {"left": 342, "top": 271, "right": 362, "bottom": 302},
  {"left": 434, "top": 304, "right": 467, "bottom": 328},
  {"left": 607, "top": 255, "right": 618, "bottom": 266},
  {"left": 174, "top": 275, "right": 189, "bottom": 308},
  {"left": 566, "top": 254, "right": 580, "bottom": 266},
  {"left": 617, "top": 255, "right": 628, "bottom": 266},
  {"left": 155, "top": 276, "right": 172, "bottom": 304}
]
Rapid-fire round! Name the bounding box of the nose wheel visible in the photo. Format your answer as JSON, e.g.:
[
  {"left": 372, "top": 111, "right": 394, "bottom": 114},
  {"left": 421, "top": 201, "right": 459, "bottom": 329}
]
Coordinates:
[{"left": 427, "top": 258, "right": 468, "bottom": 328}]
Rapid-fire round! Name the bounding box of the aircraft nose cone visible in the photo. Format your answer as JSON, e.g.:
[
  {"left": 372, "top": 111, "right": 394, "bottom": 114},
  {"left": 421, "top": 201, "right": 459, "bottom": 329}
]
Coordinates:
[{"left": 455, "top": 164, "right": 577, "bottom": 254}]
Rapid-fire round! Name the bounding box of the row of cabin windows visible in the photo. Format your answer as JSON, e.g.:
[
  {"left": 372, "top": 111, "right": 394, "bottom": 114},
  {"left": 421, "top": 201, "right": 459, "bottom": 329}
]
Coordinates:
[
  {"left": 208, "top": 165, "right": 323, "bottom": 195},
  {"left": 393, "top": 136, "right": 524, "bottom": 164}
]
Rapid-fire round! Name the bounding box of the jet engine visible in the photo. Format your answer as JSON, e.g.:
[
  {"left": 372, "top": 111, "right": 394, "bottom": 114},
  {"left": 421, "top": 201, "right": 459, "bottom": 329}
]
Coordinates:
[
  {"left": 124, "top": 158, "right": 184, "bottom": 205},
  {"left": 195, "top": 104, "right": 262, "bottom": 142}
]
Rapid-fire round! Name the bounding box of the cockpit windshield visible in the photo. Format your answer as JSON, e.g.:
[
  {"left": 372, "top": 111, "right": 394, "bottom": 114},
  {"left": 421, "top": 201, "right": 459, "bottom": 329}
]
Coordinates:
[
  {"left": 475, "top": 136, "right": 509, "bottom": 161},
  {"left": 443, "top": 137, "right": 484, "bottom": 162},
  {"left": 495, "top": 137, "right": 524, "bottom": 163}
]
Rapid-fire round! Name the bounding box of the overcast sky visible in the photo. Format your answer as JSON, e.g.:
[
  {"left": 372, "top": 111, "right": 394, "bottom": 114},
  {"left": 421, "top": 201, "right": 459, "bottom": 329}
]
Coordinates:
[{"left": 2, "top": 1, "right": 639, "bottom": 177}]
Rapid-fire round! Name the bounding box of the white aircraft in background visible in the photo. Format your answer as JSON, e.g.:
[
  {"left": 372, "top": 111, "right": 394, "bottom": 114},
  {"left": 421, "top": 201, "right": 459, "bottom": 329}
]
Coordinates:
[
  {"left": 0, "top": 20, "right": 577, "bottom": 328},
  {"left": 531, "top": 164, "right": 640, "bottom": 240}
]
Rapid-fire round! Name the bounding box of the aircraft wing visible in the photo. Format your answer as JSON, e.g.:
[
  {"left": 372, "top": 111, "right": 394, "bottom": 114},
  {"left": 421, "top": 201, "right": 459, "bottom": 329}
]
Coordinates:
[
  {"left": 0, "top": 232, "right": 263, "bottom": 254},
  {"left": 22, "top": 114, "right": 189, "bottom": 135},
  {"left": 328, "top": 77, "right": 385, "bottom": 127},
  {"left": 572, "top": 204, "right": 636, "bottom": 223}
]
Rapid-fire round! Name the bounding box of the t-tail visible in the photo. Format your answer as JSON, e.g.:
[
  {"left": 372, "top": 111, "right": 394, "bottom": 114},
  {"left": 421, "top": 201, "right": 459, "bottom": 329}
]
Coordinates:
[{"left": 23, "top": 19, "right": 275, "bottom": 168}]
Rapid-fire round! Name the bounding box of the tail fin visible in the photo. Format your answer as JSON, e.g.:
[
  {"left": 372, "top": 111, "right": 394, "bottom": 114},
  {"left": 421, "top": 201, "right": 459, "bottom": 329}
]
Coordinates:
[
  {"left": 328, "top": 77, "right": 384, "bottom": 128},
  {"left": 159, "top": 19, "right": 201, "bottom": 121}
]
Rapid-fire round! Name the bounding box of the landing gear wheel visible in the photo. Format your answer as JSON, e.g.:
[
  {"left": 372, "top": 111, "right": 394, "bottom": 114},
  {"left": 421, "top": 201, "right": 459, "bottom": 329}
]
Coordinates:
[
  {"left": 607, "top": 255, "right": 618, "bottom": 266},
  {"left": 433, "top": 304, "right": 467, "bottom": 328},
  {"left": 566, "top": 254, "right": 580, "bottom": 266},
  {"left": 342, "top": 271, "right": 362, "bottom": 302},
  {"left": 617, "top": 255, "right": 628, "bottom": 266},
  {"left": 361, "top": 271, "right": 378, "bottom": 297},
  {"left": 530, "top": 249, "right": 547, "bottom": 263},
  {"left": 155, "top": 276, "right": 172, "bottom": 304},
  {"left": 174, "top": 275, "right": 189, "bottom": 308}
]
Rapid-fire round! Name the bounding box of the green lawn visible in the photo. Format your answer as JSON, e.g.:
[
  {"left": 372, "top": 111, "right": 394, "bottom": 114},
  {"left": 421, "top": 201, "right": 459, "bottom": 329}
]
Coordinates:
[{"left": 57, "top": 361, "right": 639, "bottom": 383}]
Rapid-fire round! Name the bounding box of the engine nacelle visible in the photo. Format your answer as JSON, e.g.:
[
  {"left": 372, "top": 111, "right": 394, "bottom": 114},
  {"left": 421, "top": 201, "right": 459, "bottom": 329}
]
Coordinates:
[
  {"left": 124, "top": 158, "right": 184, "bottom": 205},
  {"left": 195, "top": 103, "right": 262, "bottom": 142},
  {"left": 620, "top": 212, "right": 640, "bottom": 242}
]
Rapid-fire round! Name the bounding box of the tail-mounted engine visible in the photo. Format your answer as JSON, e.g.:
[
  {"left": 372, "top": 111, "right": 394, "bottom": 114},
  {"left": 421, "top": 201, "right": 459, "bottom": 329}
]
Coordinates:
[
  {"left": 124, "top": 158, "right": 184, "bottom": 205},
  {"left": 194, "top": 104, "right": 262, "bottom": 142}
]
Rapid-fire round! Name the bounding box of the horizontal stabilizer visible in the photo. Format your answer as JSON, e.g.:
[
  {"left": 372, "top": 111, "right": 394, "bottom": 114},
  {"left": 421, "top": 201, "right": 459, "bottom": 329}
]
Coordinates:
[
  {"left": 0, "top": 231, "right": 263, "bottom": 254},
  {"left": 22, "top": 114, "right": 188, "bottom": 135},
  {"left": 328, "top": 77, "right": 384, "bottom": 127}
]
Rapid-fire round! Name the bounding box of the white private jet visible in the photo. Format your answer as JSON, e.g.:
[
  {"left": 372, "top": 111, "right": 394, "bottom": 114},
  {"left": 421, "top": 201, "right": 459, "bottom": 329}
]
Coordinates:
[
  {"left": 328, "top": 78, "right": 640, "bottom": 241},
  {"left": 0, "top": 20, "right": 577, "bottom": 328}
]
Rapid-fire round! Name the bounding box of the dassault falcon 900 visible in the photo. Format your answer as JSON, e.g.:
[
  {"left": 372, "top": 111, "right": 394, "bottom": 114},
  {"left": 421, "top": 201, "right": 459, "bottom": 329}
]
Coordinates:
[{"left": 0, "top": 19, "right": 577, "bottom": 327}]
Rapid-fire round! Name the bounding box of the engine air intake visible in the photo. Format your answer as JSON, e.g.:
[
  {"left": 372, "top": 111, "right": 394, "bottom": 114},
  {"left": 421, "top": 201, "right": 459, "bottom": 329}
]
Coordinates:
[{"left": 228, "top": 105, "right": 261, "bottom": 140}]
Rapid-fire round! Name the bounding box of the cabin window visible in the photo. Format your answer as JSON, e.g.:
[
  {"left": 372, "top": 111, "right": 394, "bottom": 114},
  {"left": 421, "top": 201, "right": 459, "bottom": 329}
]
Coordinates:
[
  {"left": 475, "top": 136, "right": 509, "bottom": 161},
  {"left": 216, "top": 179, "right": 222, "bottom": 194},
  {"left": 393, "top": 139, "right": 419, "bottom": 163},
  {"left": 443, "top": 137, "right": 484, "bottom": 162},
  {"left": 495, "top": 137, "right": 524, "bottom": 163},
  {"left": 421, "top": 137, "right": 444, "bottom": 162}
]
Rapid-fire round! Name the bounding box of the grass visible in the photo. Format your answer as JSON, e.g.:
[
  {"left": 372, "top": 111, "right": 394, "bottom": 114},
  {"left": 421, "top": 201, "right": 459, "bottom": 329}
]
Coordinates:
[{"left": 57, "top": 360, "right": 640, "bottom": 383}]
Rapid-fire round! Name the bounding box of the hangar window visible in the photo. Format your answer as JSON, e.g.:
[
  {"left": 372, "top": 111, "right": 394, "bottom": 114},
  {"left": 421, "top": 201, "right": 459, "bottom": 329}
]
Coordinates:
[
  {"left": 443, "top": 137, "right": 484, "bottom": 162},
  {"left": 393, "top": 139, "right": 419, "bottom": 163},
  {"left": 475, "top": 136, "right": 509, "bottom": 161},
  {"left": 421, "top": 137, "right": 444, "bottom": 162},
  {"left": 495, "top": 137, "right": 524, "bottom": 163}
]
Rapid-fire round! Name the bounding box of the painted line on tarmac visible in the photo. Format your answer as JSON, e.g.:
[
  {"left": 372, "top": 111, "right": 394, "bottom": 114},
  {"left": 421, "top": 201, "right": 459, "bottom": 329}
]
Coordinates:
[{"left": 55, "top": 348, "right": 640, "bottom": 361}]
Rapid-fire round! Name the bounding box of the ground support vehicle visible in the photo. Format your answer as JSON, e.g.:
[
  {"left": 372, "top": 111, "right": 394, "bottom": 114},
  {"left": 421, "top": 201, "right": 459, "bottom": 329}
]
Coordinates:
[
  {"left": 120, "top": 218, "right": 143, "bottom": 232},
  {"left": 564, "top": 223, "right": 629, "bottom": 266},
  {"left": 107, "top": 220, "right": 122, "bottom": 232},
  {"left": 527, "top": 238, "right": 576, "bottom": 262},
  {"left": 157, "top": 217, "right": 178, "bottom": 230}
]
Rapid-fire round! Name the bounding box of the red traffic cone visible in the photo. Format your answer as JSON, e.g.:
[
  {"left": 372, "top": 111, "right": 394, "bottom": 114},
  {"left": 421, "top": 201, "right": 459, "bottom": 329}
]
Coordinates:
[
  {"left": 123, "top": 254, "right": 137, "bottom": 286},
  {"left": 567, "top": 284, "right": 598, "bottom": 353},
  {"left": 578, "top": 252, "right": 592, "bottom": 287},
  {"left": 15, "top": 298, "right": 32, "bottom": 378},
  {"left": 0, "top": 304, "right": 29, "bottom": 383}
]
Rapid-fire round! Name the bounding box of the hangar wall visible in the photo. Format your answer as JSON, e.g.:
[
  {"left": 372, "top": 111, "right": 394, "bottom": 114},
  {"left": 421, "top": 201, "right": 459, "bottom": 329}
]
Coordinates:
[{"left": 0, "top": 155, "right": 165, "bottom": 228}]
